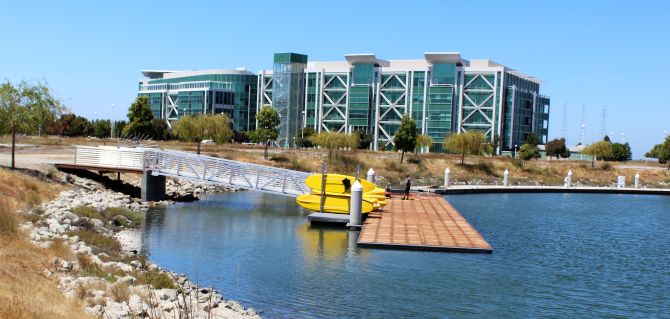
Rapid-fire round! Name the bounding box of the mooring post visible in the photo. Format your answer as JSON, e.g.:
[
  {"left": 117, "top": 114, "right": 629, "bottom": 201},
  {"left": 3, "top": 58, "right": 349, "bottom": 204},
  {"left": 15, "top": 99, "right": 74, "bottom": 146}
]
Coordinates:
[
  {"left": 503, "top": 169, "right": 510, "bottom": 187},
  {"left": 348, "top": 180, "right": 363, "bottom": 229},
  {"left": 565, "top": 170, "right": 573, "bottom": 188},
  {"left": 634, "top": 173, "right": 640, "bottom": 189},
  {"left": 444, "top": 168, "right": 450, "bottom": 188},
  {"left": 367, "top": 168, "right": 376, "bottom": 183}
]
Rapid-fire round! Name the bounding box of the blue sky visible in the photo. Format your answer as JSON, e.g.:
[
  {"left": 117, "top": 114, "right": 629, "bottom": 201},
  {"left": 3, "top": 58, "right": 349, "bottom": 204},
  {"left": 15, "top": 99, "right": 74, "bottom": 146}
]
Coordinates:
[{"left": 1, "top": 0, "right": 668, "bottom": 158}]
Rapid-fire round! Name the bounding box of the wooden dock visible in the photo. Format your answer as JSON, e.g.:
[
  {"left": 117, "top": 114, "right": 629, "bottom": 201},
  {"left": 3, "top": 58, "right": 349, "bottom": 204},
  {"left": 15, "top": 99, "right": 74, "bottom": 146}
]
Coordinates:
[{"left": 358, "top": 195, "right": 492, "bottom": 253}]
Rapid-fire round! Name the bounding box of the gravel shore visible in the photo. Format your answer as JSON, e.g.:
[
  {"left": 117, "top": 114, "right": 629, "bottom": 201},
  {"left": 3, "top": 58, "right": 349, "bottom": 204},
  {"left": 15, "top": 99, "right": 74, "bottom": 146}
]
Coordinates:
[{"left": 20, "top": 173, "right": 259, "bottom": 319}]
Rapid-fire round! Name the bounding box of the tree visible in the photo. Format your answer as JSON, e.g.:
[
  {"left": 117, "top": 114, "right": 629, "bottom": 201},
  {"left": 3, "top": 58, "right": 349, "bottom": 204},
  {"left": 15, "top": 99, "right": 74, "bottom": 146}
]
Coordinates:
[
  {"left": 112, "top": 120, "right": 126, "bottom": 139},
  {"left": 645, "top": 137, "right": 670, "bottom": 170},
  {"left": 416, "top": 134, "right": 433, "bottom": 154},
  {"left": 561, "top": 147, "right": 571, "bottom": 159},
  {"left": 232, "top": 130, "right": 250, "bottom": 143},
  {"left": 519, "top": 143, "right": 541, "bottom": 161},
  {"left": 309, "top": 131, "right": 358, "bottom": 158},
  {"left": 583, "top": 141, "right": 613, "bottom": 168},
  {"left": 92, "top": 119, "right": 111, "bottom": 138},
  {"left": 355, "top": 129, "right": 372, "bottom": 150},
  {"left": 251, "top": 106, "right": 280, "bottom": 159},
  {"left": 603, "top": 135, "right": 611, "bottom": 142},
  {"left": 545, "top": 138, "right": 567, "bottom": 160},
  {"left": 295, "top": 127, "right": 316, "bottom": 148},
  {"left": 443, "top": 131, "right": 492, "bottom": 165},
  {"left": 151, "top": 119, "right": 171, "bottom": 141},
  {"left": 123, "top": 96, "right": 154, "bottom": 138},
  {"left": 393, "top": 114, "right": 417, "bottom": 163},
  {"left": 524, "top": 133, "right": 540, "bottom": 147},
  {"left": 172, "top": 114, "right": 232, "bottom": 154},
  {"left": 0, "top": 81, "right": 63, "bottom": 169},
  {"left": 609, "top": 142, "right": 632, "bottom": 162},
  {"left": 53, "top": 114, "right": 92, "bottom": 137}
]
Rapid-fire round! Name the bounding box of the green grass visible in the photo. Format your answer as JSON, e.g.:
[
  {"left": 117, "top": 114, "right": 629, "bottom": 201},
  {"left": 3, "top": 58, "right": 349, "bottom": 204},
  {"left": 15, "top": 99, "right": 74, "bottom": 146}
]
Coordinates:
[
  {"left": 72, "top": 206, "right": 103, "bottom": 220},
  {"left": 69, "top": 229, "right": 122, "bottom": 256},
  {"left": 77, "top": 254, "right": 118, "bottom": 283},
  {"left": 133, "top": 269, "right": 176, "bottom": 289},
  {"left": 102, "top": 207, "right": 143, "bottom": 227},
  {"left": 72, "top": 205, "right": 144, "bottom": 228}
]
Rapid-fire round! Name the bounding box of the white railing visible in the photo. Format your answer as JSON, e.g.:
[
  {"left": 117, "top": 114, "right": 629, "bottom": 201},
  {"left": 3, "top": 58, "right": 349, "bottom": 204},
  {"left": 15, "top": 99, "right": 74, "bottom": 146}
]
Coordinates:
[
  {"left": 143, "top": 149, "right": 310, "bottom": 197},
  {"left": 73, "top": 146, "right": 311, "bottom": 196},
  {"left": 138, "top": 81, "right": 233, "bottom": 93},
  {"left": 74, "top": 146, "right": 146, "bottom": 170}
]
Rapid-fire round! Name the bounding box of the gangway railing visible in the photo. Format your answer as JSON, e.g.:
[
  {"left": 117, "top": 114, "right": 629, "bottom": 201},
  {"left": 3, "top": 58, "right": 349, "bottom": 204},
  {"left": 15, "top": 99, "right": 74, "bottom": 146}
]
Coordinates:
[
  {"left": 74, "top": 145, "right": 146, "bottom": 170},
  {"left": 142, "top": 149, "right": 310, "bottom": 197},
  {"left": 71, "top": 146, "right": 311, "bottom": 197}
]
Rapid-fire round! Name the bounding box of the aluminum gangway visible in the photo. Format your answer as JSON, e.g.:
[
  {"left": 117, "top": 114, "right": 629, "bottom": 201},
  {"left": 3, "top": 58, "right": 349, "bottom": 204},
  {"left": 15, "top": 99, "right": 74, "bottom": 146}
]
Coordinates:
[{"left": 142, "top": 149, "right": 311, "bottom": 197}]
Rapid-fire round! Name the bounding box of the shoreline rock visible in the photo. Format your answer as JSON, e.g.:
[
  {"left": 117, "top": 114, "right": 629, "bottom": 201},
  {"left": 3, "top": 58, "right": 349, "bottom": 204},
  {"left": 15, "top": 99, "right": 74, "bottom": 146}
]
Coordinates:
[{"left": 21, "top": 173, "right": 260, "bottom": 319}]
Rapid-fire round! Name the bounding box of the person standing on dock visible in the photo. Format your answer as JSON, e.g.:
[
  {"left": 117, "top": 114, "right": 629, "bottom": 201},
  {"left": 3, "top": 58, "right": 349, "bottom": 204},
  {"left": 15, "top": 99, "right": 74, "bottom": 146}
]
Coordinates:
[{"left": 403, "top": 174, "right": 412, "bottom": 200}]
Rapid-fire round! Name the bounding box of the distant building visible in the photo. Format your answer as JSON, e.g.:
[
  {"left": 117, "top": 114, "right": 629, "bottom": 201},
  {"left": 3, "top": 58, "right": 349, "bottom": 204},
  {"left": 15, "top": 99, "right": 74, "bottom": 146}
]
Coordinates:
[
  {"left": 138, "top": 69, "right": 258, "bottom": 132},
  {"left": 538, "top": 145, "right": 593, "bottom": 161},
  {"left": 138, "top": 51, "right": 550, "bottom": 151}
]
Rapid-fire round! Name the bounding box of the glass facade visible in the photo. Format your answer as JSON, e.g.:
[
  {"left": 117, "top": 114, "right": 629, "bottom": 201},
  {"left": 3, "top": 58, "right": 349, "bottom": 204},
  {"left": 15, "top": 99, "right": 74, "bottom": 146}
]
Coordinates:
[
  {"left": 501, "top": 73, "right": 547, "bottom": 150},
  {"left": 139, "top": 52, "right": 549, "bottom": 152},
  {"left": 138, "top": 71, "right": 257, "bottom": 131},
  {"left": 272, "top": 53, "right": 307, "bottom": 147}
]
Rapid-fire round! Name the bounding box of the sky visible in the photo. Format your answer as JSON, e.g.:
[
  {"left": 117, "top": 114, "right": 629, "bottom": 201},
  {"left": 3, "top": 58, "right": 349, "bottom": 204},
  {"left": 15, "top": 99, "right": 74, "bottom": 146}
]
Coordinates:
[{"left": 1, "top": 0, "right": 668, "bottom": 158}]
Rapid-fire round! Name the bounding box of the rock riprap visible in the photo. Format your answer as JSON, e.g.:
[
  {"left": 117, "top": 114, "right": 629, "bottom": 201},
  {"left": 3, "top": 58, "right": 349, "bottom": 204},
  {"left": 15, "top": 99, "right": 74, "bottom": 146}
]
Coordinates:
[{"left": 20, "top": 174, "right": 260, "bottom": 319}]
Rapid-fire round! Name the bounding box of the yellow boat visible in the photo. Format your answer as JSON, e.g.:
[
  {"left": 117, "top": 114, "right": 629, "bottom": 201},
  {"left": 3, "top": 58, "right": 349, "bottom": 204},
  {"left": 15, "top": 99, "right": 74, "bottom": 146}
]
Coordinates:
[
  {"left": 309, "top": 191, "right": 386, "bottom": 207},
  {"left": 296, "top": 194, "right": 374, "bottom": 214},
  {"left": 305, "top": 174, "right": 376, "bottom": 194},
  {"left": 369, "top": 187, "right": 386, "bottom": 195}
]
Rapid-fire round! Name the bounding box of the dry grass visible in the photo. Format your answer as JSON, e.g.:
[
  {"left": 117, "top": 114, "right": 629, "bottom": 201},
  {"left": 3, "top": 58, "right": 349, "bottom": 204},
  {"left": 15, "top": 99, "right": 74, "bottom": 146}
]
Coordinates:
[
  {"left": 0, "top": 168, "right": 63, "bottom": 211},
  {"left": 7, "top": 135, "right": 668, "bottom": 188},
  {"left": 47, "top": 238, "right": 74, "bottom": 260},
  {"left": 0, "top": 236, "right": 91, "bottom": 318},
  {"left": 109, "top": 282, "right": 131, "bottom": 303},
  {"left": 0, "top": 168, "right": 90, "bottom": 318}
]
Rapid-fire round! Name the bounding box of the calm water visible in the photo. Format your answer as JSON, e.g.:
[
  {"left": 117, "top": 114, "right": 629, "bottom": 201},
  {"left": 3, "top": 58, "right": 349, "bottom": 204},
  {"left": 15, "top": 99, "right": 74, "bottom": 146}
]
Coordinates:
[{"left": 141, "top": 192, "right": 670, "bottom": 318}]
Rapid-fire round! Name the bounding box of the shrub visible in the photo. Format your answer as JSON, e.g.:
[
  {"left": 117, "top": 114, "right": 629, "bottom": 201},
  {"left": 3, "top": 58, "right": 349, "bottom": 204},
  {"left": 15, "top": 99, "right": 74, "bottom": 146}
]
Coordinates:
[
  {"left": 70, "top": 230, "right": 121, "bottom": 255},
  {"left": 408, "top": 157, "right": 422, "bottom": 165},
  {"left": 601, "top": 162, "right": 613, "bottom": 171},
  {"left": 512, "top": 158, "right": 524, "bottom": 168},
  {"left": 269, "top": 155, "right": 289, "bottom": 163}
]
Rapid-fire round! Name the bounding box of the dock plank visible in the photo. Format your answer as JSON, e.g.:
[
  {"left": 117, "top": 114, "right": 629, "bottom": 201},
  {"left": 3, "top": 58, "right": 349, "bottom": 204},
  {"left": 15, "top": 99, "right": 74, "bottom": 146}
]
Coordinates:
[{"left": 358, "top": 194, "right": 492, "bottom": 253}]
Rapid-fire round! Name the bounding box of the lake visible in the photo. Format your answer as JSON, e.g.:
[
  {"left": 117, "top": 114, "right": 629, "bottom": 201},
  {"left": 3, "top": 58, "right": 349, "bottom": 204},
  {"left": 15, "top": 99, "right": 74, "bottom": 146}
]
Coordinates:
[{"left": 141, "top": 192, "right": 670, "bottom": 318}]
